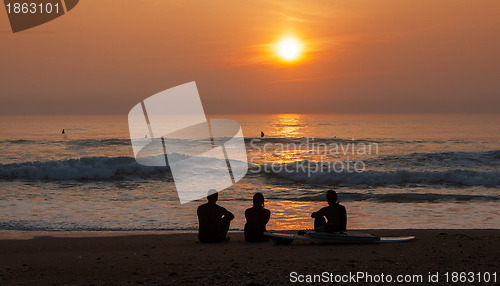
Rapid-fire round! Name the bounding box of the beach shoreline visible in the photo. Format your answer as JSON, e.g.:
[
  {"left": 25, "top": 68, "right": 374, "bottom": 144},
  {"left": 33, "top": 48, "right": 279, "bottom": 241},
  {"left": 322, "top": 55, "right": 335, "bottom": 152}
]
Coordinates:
[
  {"left": 1, "top": 229, "right": 498, "bottom": 285},
  {"left": 0, "top": 230, "right": 198, "bottom": 240}
]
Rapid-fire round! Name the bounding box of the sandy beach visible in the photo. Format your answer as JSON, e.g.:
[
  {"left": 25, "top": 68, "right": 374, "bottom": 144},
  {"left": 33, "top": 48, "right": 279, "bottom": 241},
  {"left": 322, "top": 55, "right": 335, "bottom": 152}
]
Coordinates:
[{"left": 0, "top": 229, "right": 498, "bottom": 285}]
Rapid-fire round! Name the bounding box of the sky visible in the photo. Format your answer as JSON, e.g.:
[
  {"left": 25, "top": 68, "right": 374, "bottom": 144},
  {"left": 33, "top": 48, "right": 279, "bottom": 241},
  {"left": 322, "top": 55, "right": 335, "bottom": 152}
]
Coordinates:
[{"left": 1, "top": 0, "right": 499, "bottom": 115}]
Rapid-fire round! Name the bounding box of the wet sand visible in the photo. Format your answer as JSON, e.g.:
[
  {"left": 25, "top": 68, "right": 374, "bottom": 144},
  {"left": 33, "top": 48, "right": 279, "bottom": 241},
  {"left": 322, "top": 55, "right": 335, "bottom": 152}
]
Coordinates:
[{"left": 0, "top": 230, "right": 498, "bottom": 285}]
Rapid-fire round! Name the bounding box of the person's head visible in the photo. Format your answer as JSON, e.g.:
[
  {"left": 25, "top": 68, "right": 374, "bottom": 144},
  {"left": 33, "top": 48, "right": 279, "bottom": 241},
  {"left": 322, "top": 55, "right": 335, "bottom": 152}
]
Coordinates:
[
  {"left": 326, "top": 190, "right": 338, "bottom": 206},
  {"left": 207, "top": 189, "right": 218, "bottom": 204},
  {"left": 253, "top": 192, "right": 265, "bottom": 208}
]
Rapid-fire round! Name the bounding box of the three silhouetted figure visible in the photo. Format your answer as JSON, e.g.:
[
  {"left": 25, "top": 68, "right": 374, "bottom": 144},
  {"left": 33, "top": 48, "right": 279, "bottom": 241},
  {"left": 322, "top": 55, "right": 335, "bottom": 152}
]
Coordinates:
[{"left": 197, "top": 189, "right": 347, "bottom": 243}]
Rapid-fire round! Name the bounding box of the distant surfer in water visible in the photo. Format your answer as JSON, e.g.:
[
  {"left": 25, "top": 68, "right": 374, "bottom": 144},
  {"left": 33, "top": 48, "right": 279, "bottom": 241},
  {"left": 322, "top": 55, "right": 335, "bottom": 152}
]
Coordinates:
[
  {"left": 62, "top": 129, "right": 65, "bottom": 134},
  {"left": 311, "top": 190, "right": 347, "bottom": 232},
  {"left": 244, "top": 193, "right": 271, "bottom": 242},
  {"left": 260, "top": 131, "right": 264, "bottom": 138},
  {"left": 197, "top": 189, "right": 234, "bottom": 243}
]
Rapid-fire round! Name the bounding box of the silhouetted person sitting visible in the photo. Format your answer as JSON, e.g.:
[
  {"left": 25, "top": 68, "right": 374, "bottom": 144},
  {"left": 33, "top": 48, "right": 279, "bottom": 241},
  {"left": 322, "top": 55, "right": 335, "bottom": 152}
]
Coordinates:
[
  {"left": 244, "top": 193, "right": 271, "bottom": 242},
  {"left": 197, "top": 189, "right": 234, "bottom": 243},
  {"left": 311, "top": 190, "right": 347, "bottom": 232}
]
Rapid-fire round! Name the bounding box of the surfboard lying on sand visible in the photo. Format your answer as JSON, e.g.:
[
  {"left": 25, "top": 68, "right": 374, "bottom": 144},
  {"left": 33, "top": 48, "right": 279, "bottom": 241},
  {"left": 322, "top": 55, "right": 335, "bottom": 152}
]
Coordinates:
[{"left": 264, "top": 231, "right": 415, "bottom": 245}]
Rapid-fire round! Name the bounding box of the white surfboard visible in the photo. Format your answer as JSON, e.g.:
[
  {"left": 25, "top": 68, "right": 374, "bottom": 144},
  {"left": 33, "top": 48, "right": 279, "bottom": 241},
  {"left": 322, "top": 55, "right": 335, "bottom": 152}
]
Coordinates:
[
  {"left": 378, "top": 236, "right": 415, "bottom": 243},
  {"left": 264, "top": 232, "right": 311, "bottom": 240},
  {"left": 306, "top": 231, "right": 381, "bottom": 243},
  {"left": 264, "top": 231, "right": 415, "bottom": 245}
]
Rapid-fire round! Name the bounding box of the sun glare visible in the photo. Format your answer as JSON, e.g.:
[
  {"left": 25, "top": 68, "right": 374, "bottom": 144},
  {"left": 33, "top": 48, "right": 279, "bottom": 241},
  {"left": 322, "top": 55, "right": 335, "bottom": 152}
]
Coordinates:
[{"left": 275, "top": 36, "right": 303, "bottom": 62}]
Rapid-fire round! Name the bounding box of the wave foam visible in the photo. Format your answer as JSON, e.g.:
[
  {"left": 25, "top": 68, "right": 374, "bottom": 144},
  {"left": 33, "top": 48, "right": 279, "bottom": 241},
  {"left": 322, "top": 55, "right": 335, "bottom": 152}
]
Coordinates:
[
  {"left": 296, "top": 192, "right": 500, "bottom": 203},
  {"left": 262, "top": 165, "right": 500, "bottom": 187},
  {"left": 0, "top": 156, "right": 167, "bottom": 180}
]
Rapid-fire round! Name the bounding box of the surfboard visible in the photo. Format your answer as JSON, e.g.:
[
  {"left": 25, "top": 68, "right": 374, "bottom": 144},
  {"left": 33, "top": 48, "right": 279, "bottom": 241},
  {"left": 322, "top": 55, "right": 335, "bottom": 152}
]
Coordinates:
[
  {"left": 306, "top": 231, "right": 381, "bottom": 243},
  {"left": 264, "top": 232, "right": 311, "bottom": 245},
  {"left": 264, "top": 232, "right": 311, "bottom": 240},
  {"left": 379, "top": 236, "right": 415, "bottom": 243},
  {"left": 264, "top": 231, "right": 415, "bottom": 245}
]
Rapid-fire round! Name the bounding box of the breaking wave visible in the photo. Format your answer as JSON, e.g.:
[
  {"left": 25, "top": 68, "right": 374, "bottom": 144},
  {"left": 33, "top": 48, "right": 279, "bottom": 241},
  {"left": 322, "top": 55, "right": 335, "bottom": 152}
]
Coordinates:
[
  {"left": 0, "top": 156, "right": 167, "bottom": 180},
  {"left": 260, "top": 164, "right": 500, "bottom": 187},
  {"left": 294, "top": 192, "right": 500, "bottom": 203}
]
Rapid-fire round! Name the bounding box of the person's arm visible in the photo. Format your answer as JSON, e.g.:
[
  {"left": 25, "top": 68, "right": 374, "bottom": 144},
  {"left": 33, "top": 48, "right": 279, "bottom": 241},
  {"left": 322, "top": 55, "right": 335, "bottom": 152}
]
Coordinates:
[
  {"left": 197, "top": 206, "right": 202, "bottom": 222},
  {"left": 263, "top": 209, "right": 270, "bottom": 224},
  {"left": 311, "top": 207, "right": 324, "bottom": 218},
  {"left": 223, "top": 208, "right": 235, "bottom": 220},
  {"left": 340, "top": 205, "right": 347, "bottom": 231}
]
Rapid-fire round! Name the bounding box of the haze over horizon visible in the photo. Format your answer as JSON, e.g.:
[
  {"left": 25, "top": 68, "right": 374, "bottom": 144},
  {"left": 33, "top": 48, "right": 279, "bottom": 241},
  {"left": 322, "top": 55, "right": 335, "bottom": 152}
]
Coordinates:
[{"left": 1, "top": 0, "right": 499, "bottom": 115}]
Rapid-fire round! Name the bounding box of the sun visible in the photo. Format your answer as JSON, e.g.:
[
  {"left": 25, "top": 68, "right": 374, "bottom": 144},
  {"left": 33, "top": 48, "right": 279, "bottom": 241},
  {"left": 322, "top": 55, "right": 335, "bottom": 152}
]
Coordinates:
[{"left": 275, "top": 36, "right": 303, "bottom": 62}]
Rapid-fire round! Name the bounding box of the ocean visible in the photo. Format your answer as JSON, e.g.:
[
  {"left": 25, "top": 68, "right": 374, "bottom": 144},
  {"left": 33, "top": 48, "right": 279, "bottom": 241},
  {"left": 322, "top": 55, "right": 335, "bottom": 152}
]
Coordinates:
[{"left": 1, "top": 114, "right": 499, "bottom": 231}]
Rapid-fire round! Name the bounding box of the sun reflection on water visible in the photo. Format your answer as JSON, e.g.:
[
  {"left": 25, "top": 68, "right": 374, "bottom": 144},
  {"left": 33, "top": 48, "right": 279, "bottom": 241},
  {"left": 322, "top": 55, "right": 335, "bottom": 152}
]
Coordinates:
[
  {"left": 258, "top": 113, "right": 306, "bottom": 164},
  {"left": 273, "top": 113, "right": 303, "bottom": 137}
]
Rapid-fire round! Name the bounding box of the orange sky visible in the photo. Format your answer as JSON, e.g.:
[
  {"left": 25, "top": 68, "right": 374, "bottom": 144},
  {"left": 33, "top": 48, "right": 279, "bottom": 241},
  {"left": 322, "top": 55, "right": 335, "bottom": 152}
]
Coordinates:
[{"left": 1, "top": 0, "right": 499, "bottom": 114}]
